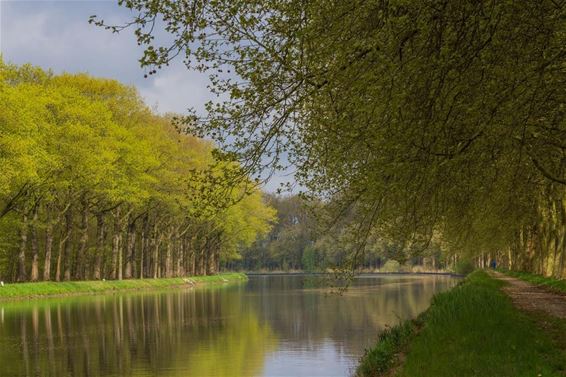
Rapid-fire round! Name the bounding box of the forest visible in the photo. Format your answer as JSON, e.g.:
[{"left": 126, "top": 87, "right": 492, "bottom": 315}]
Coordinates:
[
  {"left": 0, "top": 61, "right": 275, "bottom": 283},
  {"left": 3, "top": 0, "right": 566, "bottom": 282},
  {"left": 237, "top": 194, "right": 444, "bottom": 272}
]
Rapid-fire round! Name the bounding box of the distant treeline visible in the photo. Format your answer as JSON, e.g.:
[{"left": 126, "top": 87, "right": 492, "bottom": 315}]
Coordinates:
[
  {"left": 0, "top": 61, "right": 275, "bottom": 283},
  {"left": 235, "top": 195, "right": 449, "bottom": 273},
  {"left": 237, "top": 191, "right": 565, "bottom": 278}
]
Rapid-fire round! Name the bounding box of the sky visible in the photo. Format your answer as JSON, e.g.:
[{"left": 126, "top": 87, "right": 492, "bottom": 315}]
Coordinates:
[
  {"left": 1, "top": 0, "right": 296, "bottom": 192},
  {"left": 1, "top": 0, "right": 212, "bottom": 115}
]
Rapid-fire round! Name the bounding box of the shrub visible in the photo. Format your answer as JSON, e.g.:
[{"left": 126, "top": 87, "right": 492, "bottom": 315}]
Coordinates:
[
  {"left": 381, "top": 260, "right": 401, "bottom": 273},
  {"left": 454, "top": 259, "right": 475, "bottom": 275}
]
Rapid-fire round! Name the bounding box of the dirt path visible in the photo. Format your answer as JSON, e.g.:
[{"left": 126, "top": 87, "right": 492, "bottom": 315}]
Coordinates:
[{"left": 491, "top": 271, "right": 566, "bottom": 319}]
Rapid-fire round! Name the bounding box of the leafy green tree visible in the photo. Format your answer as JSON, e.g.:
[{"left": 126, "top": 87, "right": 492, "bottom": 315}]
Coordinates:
[
  {"left": 96, "top": 0, "right": 566, "bottom": 277},
  {"left": 0, "top": 61, "right": 274, "bottom": 282}
]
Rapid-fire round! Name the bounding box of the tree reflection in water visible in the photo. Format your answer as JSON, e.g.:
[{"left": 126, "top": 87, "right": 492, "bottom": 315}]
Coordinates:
[
  {"left": 0, "top": 275, "right": 457, "bottom": 377},
  {"left": 247, "top": 275, "right": 457, "bottom": 363},
  {"left": 0, "top": 287, "right": 276, "bottom": 377}
]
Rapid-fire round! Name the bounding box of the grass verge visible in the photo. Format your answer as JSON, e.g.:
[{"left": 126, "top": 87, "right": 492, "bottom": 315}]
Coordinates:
[
  {"left": 499, "top": 269, "right": 566, "bottom": 294},
  {"left": 0, "top": 273, "right": 247, "bottom": 300},
  {"left": 356, "top": 270, "right": 566, "bottom": 377},
  {"left": 355, "top": 315, "right": 422, "bottom": 377}
]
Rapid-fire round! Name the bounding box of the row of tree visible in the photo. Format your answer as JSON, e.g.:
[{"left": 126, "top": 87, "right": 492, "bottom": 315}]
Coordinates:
[
  {"left": 0, "top": 61, "right": 275, "bottom": 283},
  {"left": 236, "top": 195, "right": 449, "bottom": 273},
  {"left": 103, "top": 0, "right": 566, "bottom": 278}
]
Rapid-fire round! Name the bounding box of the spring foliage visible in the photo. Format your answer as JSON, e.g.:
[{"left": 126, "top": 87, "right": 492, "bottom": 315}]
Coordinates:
[
  {"left": 0, "top": 61, "right": 275, "bottom": 282},
  {"left": 94, "top": 0, "right": 566, "bottom": 277}
]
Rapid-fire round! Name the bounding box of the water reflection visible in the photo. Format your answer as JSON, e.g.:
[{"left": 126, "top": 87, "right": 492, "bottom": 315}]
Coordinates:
[
  {"left": 247, "top": 275, "right": 457, "bottom": 376},
  {"left": 0, "top": 275, "right": 457, "bottom": 377},
  {"left": 0, "top": 286, "right": 276, "bottom": 377}
]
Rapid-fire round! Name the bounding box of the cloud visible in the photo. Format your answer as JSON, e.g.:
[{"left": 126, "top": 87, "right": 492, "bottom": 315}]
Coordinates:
[
  {"left": 139, "top": 63, "right": 212, "bottom": 115},
  {"left": 0, "top": 0, "right": 293, "bottom": 192},
  {"left": 2, "top": 2, "right": 136, "bottom": 81},
  {"left": 1, "top": 1, "right": 213, "bottom": 114}
]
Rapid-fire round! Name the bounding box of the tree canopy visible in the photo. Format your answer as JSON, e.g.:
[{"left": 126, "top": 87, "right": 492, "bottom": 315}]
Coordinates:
[
  {"left": 94, "top": 0, "right": 566, "bottom": 277},
  {"left": 0, "top": 60, "right": 275, "bottom": 282}
]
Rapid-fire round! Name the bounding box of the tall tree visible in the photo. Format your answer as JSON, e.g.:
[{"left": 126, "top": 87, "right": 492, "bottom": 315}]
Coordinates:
[{"left": 95, "top": 0, "right": 566, "bottom": 276}]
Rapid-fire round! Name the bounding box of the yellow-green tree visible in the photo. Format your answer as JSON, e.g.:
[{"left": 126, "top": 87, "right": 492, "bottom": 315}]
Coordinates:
[{"left": 0, "top": 61, "right": 274, "bottom": 282}]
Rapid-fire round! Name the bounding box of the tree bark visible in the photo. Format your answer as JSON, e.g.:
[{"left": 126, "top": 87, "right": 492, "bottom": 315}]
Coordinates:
[
  {"left": 93, "top": 214, "right": 105, "bottom": 280},
  {"left": 165, "top": 229, "right": 173, "bottom": 278},
  {"left": 55, "top": 232, "right": 64, "bottom": 282},
  {"left": 29, "top": 205, "right": 40, "bottom": 282},
  {"left": 176, "top": 236, "right": 184, "bottom": 277},
  {"left": 216, "top": 247, "right": 220, "bottom": 274},
  {"left": 17, "top": 212, "right": 28, "bottom": 282},
  {"left": 111, "top": 208, "right": 123, "bottom": 280},
  {"left": 63, "top": 207, "right": 73, "bottom": 281},
  {"left": 75, "top": 198, "right": 89, "bottom": 280},
  {"left": 139, "top": 215, "right": 149, "bottom": 279},
  {"left": 124, "top": 219, "right": 136, "bottom": 279},
  {"left": 189, "top": 250, "right": 196, "bottom": 275},
  {"left": 152, "top": 225, "right": 161, "bottom": 279},
  {"left": 43, "top": 206, "right": 53, "bottom": 281}
]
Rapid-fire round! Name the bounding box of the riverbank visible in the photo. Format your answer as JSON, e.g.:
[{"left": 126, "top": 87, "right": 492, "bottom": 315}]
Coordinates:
[
  {"left": 356, "top": 270, "right": 566, "bottom": 377},
  {"left": 0, "top": 273, "right": 247, "bottom": 301},
  {"left": 245, "top": 271, "right": 463, "bottom": 277}
]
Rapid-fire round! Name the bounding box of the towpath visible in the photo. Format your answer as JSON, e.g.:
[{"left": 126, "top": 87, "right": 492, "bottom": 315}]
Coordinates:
[{"left": 491, "top": 271, "right": 566, "bottom": 319}]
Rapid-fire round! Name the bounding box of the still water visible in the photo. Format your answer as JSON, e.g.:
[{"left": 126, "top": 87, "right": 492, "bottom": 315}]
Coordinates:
[{"left": 0, "top": 274, "right": 458, "bottom": 377}]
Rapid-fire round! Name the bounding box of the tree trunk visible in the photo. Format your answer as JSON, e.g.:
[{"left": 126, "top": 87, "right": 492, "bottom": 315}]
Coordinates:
[
  {"left": 216, "top": 248, "right": 220, "bottom": 274},
  {"left": 93, "top": 214, "right": 105, "bottom": 280},
  {"left": 190, "top": 251, "right": 196, "bottom": 275},
  {"left": 207, "top": 237, "right": 219, "bottom": 275},
  {"left": 124, "top": 219, "right": 136, "bottom": 279},
  {"left": 152, "top": 225, "right": 161, "bottom": 279},
  {"left": 176, "top": 236, "right": 184, "bottom": 277},
  {"left": 165, "top": 229, "right": 173, "bottom": 278},
  {"left": 75, "top": 198, "right": 89, "bottom": 280},
  {"left": 188, "top": 235, "right": 196, "bottom": 275},
  {"left": 17, "top": 212, "right": 28, "bottom": 282},
  {"left": 55, "top": 232, "right": 64, "bottom": 282},
  {"left": 43, "top": 206, "right": 53, "bottom": 281},
  {"left": 111, "top": 208, "right": 122, "bottom": 280},
  {"left": 139, "top": 215, "right": 148, "bottom": 279},
  {"left": 29, "top": 205, "right": 40, "bottom": 282},
  {"left": 63, "top": 207, "right": 74, "bottom": 281}
]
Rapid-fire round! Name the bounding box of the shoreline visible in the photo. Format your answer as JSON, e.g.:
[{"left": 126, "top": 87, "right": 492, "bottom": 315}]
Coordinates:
[
  {"left": 244, "top": 271, "right": 464, "bottom": 277},
  {"left": 355, "top": 270, "right": 566, "bottom": 377},
  {"left": 0, "top": 273, "right": 248, "bottom": 302}
]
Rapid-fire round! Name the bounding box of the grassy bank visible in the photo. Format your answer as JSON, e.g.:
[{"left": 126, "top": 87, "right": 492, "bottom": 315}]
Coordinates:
[
  {"left": 500, "top": 270, "right": 566, "bottom": 294},
  {"left": 0, "top": 273, "right": 247, "bottom": 300},
  {"left": 357, "top": 271, "right": 566, "bottom": 377}
]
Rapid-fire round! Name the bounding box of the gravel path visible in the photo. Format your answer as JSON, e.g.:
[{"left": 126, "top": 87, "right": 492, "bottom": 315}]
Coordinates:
[{"left": 492, "top": 271, "right": 566, "bottom": 319}]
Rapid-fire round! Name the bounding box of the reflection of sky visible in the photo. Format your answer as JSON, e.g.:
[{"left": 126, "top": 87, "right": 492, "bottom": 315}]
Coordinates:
[
  {"left": 247, "top": 275, "right": 460, "bottom": 376},
  {"left": 0, "top": 275, "right": 459, "bottom": 376},
  {"left": 262, "top": 341, "right": 356, "bottom": 377},
  {"left": 1, "top": 0, "right": 295, "bottom": 191}
]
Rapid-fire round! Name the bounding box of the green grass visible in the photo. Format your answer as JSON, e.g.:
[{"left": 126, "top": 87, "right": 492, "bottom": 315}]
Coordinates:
[
  {"left": 355, "top": 316, "right": 421, "bottom": 377},
  {"left": 0, "top": 273, "right": 247, "bottom": 300},
  {"left": 357, "top": 271, "right": 566, "bottom": 377},
  {"left": 500, "top": 270, "right": 566, "bottom": 294}
]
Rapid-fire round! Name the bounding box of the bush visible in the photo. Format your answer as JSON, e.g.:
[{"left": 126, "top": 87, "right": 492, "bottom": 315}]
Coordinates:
[
  {"left": 454, "top": 259, "right": 475, "bottom": 275},
  {"left": 301, "top": 246, "right": 317, "bottom": 272},
  {"left": 381, "top": 260, "right": 401, "bottom": 273}
]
